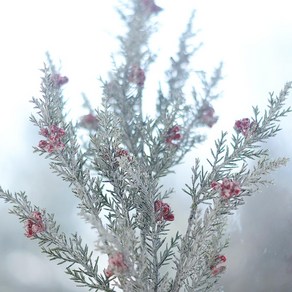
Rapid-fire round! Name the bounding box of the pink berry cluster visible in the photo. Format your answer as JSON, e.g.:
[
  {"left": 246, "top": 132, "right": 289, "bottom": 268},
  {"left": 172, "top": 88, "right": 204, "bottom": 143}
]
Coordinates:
[
  {"left": 210, "top": 255, "right": 226, "bottom": 276},
  {"left": 104, "top": 252, "right": 128, "bottom": 278},
  {"left": 211, "top": 178, "right": 241, "bottom": 199},
  {"left": 114, "top": 147, "right": 132, "bottom": 166},
  {"left": 234, "top": 118, "right": 254, "bottom": 137},
  {"left": 115, "top": 148, "right": 130, "bottom": 159},
  {"left": 38, "top": 125, "right": 65, "bottom": 153},
  {"left": 25, "top": 211, "right": 46, "bottom": 238},
  {"left": 154, "top": 200, "right": 174, "bottom": 222},
  {"left": 128, "top": 65, "right": 146, "bottom": 87},
  {"left": 198, "top": 103, "right": 218, "bottom": 128},
  {"left": 165, "top": 125, "right": 181, "bottom": 145},
  {"left": 51, "top": 73, "right": 69, "bottom": 88}
]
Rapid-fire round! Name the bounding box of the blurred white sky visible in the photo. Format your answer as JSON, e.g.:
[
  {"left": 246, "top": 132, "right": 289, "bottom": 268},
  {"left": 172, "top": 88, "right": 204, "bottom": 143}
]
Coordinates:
[{"left": 0, "top": 1, "right": 292, "bottom": 290}]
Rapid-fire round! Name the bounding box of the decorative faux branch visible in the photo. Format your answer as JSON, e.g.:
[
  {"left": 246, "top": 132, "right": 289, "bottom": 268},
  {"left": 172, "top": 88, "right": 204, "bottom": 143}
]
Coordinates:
[{"left": 0, "top": 1, "right": 291, "bottom": 291}]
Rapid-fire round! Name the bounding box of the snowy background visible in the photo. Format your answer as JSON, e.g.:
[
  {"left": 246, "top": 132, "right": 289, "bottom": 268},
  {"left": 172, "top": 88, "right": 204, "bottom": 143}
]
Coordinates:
[{"left": 0, "top": 0, "right": 292, "bottom": 291}]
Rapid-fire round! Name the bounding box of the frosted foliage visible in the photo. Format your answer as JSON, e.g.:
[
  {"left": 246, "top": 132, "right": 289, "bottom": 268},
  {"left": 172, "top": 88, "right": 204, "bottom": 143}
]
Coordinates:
[{"left": 0, "top": 1, "right": 291, "bottom": 291}]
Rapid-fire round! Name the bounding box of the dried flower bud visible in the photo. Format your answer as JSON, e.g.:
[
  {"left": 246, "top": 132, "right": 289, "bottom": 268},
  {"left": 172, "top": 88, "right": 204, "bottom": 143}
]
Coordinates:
[
  {"left": 79, "top": 113, "right": 99, "bottom": 130},
  {"left": 142, "top": 0, "right": 163, "bottom": 14},
  {"left": 25, "top": 211, "right": 46, "bottom": 238},
  {"left": 104, "top": 252, "right": 128, "bottom": 278},
  {"left": 198, "top": 103, "right": 218, "bottom": 127},
  {"left": 51, "top": 73, "right": 69, "bottom": 88},
  {"left": 210, "top": 255, "right": 227, "bottom": 276},
  {"left": 128, "top": 65, "right": 146, "bottom": 87},
  {"left": 211, "top": 178, "right": 241, "bottom": 199},
  {"left": 113, "top": 147, "right": 133, "bottom": 168},
  {"left": 211, "top": 265, "right": 226, "bottom": 276},
  {"left": 165, "top": 125, "right": 181, "bottom": 146},
  {"left": 215, "top": 255, "right": 227, "bottom": 264},
  {"left": 154, "top": 200, "right": 175, "bottom": 221},
  {"left": 234, "top": 118, "right": 256, "bottom": 137},
  {"left": 38, "top": 125, "right": 65, "bottom": 153},
  {"left": 115, "top": 148, "right": 129, "bottom": 158}
]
